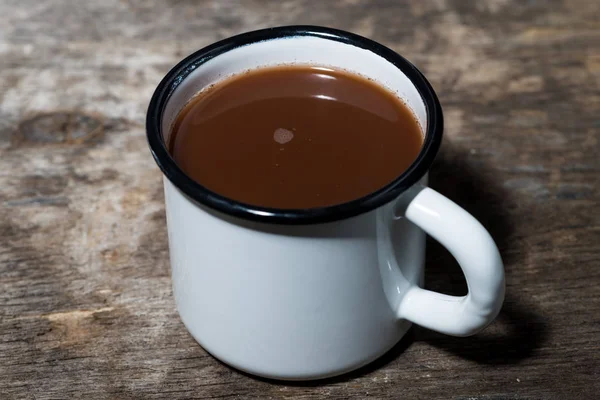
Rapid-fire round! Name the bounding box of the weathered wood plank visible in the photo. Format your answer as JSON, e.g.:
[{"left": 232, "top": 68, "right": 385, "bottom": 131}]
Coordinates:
[{"left": 1, "top": 0, "right": 598, "bottom": 398}]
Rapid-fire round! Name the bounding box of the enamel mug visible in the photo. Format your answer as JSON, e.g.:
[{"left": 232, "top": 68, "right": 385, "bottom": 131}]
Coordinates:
[{"left": 146, "top": 26, "right": 505, "bottom": 380}]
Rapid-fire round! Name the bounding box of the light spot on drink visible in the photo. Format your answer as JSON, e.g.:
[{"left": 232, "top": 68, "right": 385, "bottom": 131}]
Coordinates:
[{"left": 274, "top": 128, "right": 294, "bottom": 144}]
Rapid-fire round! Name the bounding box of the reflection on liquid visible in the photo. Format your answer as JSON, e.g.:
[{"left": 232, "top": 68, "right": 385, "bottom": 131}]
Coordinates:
[
  {"left": 310, "top": 66, "right": 336, "bottom": 73},
  {"left": 313, "top": 73, "right": 337, "bottom": 81},
  {"left": 313, "top": 94, "right": 337, "bottom": 101}
]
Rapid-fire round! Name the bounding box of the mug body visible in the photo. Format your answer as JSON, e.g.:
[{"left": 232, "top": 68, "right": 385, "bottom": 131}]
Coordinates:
[
  {"left": 147, "top": 26, "right": 444, "bottom": 380},
  {"left": 164, "top": 177, "right": 426, "bottom": 380}
]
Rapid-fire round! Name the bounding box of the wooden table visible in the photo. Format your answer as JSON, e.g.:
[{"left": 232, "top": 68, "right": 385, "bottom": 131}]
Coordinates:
[{"left": 1, "top": 1, "right": 598, "bottom": 398}]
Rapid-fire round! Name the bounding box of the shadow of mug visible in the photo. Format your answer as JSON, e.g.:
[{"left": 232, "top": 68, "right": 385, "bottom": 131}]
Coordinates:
[{"left": 416, "top": 140, "right": 548, "bottom": 364}]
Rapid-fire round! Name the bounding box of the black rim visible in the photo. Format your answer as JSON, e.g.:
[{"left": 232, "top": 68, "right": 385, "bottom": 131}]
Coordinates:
[{"left": 146, "top": 25, "right": 443, "bottom": 225}]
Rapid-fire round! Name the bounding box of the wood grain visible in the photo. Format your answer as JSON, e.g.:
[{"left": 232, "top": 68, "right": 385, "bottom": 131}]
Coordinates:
[{"left": 1, "top": 0, "right": 598, "bottom": 398}]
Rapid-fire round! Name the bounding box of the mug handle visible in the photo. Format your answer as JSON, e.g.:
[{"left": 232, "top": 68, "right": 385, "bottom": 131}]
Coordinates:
[{"left": 397, "top": 187, "right": 505, "bottom": 336}]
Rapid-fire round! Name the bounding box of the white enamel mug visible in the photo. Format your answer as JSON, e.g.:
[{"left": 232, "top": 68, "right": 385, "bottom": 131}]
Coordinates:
[{"left": 147, "top": 26, "right": 505, "bottom": 380}]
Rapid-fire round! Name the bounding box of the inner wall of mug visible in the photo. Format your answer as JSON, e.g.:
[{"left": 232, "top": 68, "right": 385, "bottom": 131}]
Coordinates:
[{"left": 161, "top": 36, "right": 427, "bottom": 144}]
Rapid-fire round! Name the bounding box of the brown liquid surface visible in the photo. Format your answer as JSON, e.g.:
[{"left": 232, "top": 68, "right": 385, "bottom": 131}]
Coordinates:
[{"left": 169, "top": 65, "right": 423, "bottom": 209}]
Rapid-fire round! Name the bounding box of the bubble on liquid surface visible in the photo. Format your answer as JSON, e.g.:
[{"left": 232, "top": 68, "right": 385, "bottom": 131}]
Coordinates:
[{"left": 274, "top": 128, "right": 294, "bottom": 144}]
